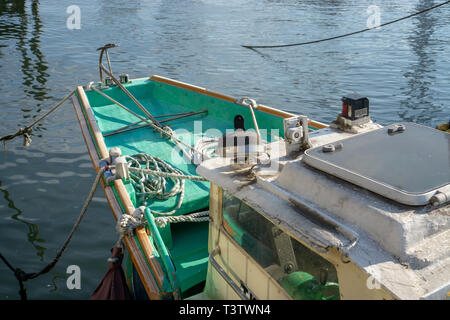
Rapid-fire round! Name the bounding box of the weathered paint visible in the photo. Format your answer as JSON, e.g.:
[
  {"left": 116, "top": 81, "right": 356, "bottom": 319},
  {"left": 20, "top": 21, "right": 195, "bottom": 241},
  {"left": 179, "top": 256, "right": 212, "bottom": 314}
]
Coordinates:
[{"left": 197, "top": 122, "right": 449, "bottom": 300}]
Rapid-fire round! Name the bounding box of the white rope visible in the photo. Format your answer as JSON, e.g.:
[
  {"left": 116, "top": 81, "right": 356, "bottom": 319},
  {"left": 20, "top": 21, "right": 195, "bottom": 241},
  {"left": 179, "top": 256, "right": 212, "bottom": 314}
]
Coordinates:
[
  {"left": 113, "top": 152, "right": 211, "bottom": 238},
  {"left": 154, "top": 211, "right": 210, "bottom": 228},
  {"left": 237, "top": 97, "right": 262, "bottom": 146},
  {"left": 116, "top": 207, "right": 208, "bottom": 245},
  {"left": 125, "top": 153, "right": 209, "bottom": 216},
  {"left": 89, "top": 83, "right": 219, "bottom": 165},
  {"left": 128, "top": 166, "right": 208, "bottom": 181},
  {"left": 191, "top": 137, "right": 218, "bottom": 165},
  {"left": 89, "top": 83, "right": 207, "bottom": 163},
  {"left": 116, "top": 206, "right": 146, "bottom": 240}
]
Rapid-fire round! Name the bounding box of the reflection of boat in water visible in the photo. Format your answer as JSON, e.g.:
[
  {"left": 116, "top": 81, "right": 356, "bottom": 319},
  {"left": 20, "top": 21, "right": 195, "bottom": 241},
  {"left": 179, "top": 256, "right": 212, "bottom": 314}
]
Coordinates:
[{"left": 73, "top": 48, "right": 449, "bottom": 300}]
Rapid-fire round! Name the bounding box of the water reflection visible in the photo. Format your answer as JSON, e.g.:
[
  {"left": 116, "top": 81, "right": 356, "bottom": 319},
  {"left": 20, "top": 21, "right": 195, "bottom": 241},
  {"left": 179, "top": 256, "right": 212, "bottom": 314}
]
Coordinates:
[
  {"left": 0, "top": 180, "right": 47, "bottom": 261},
  {"left": 0, "top": 0, "right": 50, "bottom": 130},
  {"left": 0, "top": 0, "right": 448, "bottom": 300},
  {"left": 401, "top": 0, "right": 440, "bottom": 125},
  {"left": 49, "top": 273, "right": 66, "bottom": 292}
]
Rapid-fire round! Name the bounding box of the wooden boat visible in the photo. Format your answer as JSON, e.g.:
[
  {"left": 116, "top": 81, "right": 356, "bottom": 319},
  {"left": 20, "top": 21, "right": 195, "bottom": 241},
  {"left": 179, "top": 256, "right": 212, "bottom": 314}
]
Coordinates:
[
  {"left": 73, "top": 48, "right": 448, "bottom": 300},
  {"left": 72, "top": 72, "right": 327, "bottom": 299}
]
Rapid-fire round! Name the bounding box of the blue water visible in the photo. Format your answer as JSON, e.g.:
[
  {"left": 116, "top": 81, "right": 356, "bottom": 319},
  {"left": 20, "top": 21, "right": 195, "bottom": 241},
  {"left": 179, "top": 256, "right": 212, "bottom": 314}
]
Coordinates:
[{"left": 0, "top": 0, "right": 449, "bottom": 299}]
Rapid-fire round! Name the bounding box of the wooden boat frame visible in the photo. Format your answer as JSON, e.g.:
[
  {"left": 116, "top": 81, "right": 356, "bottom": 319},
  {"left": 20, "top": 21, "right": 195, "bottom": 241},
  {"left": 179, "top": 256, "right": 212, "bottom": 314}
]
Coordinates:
[{"left": 72, "top": 75, "right": 327, "bottom": 299}]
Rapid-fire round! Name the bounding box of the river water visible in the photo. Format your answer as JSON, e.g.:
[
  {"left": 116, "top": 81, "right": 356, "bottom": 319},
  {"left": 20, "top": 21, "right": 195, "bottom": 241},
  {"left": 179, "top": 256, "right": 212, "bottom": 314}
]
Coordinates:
[{"left": 0, "top": 0, "right": 449, "bottom": 299}]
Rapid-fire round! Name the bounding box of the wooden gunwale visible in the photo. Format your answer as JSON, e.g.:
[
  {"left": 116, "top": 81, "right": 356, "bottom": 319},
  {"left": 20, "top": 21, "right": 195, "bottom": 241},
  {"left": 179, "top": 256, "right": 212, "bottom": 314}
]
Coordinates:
[
  {"left": 73, "top": 87, "right": 167, "bottom": 299},
  {"left": 149, "top": 75, "right": 328, "bottom": 129},
  {"left": 73, "top": 75, "right": 328, "bottom": 299}
]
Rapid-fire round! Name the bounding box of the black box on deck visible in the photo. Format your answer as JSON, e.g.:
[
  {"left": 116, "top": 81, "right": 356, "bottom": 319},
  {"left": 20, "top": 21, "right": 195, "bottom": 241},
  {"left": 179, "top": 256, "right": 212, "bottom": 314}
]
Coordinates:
[{"left": 341, "top": 94, "right": 369, "bottom": 120}]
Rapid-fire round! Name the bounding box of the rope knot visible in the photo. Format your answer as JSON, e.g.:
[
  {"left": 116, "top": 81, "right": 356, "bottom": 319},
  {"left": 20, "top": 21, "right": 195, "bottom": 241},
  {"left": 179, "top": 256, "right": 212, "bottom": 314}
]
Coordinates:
[
  {"left": 116, "top": 206, "right": 147, "bottom": 237},
  {"left": 14, "top": 268, "right": 27, "bottom": 282},
  {"left": 22, "top": 128, "right": 32, "bottom": 147},
  {"left": 154, "top": 211, "right": 210, "bottom": 228},
  {"left": 161, "top": 126, "right": 173, "bottom": 139}
]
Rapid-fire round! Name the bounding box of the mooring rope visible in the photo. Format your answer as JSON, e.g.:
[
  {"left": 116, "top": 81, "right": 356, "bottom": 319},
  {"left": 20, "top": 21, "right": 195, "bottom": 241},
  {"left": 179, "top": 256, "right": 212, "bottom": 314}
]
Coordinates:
[
  {"left": 88, "top": 83, "right": 202, "bottom": 163},
  {"left": 129, "top": 166, "right": 208, "bottom": 182},
  {"left": 93, "top": 45, "right": 217, "bottom": 165},
  {"left": 242, "top": 0, "right": 450, "bottom": 49},
  {"left": 0, "top": 167, "right": 105, "bottom": 300},
  {"left": 99, "top": 65, "right": 163, "bottom": 127},
  {"left": 0, "top": 91, "right": 75, "bottom": 147},
  {"left": 109, "top": 152, "right": 211, "bottom": 250},
  {"left": 190, "top": 137, "right": 219, "bottom": 165},
  {"left": 116, "top": 206, "right": 209, "bottom": 245},
  {"left": 154, "top": 211, "right": 210, "bottom": 228},
  {"left": 115, "top": 206, "right": 147, "bottom": 249}
]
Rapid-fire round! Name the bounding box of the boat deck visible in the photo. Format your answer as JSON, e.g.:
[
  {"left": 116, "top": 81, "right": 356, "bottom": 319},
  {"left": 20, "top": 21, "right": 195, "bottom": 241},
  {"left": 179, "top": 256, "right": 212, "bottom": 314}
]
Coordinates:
[
  {"left": 76, "top": 76, "right": 293, "bottom": 298},
  {"left": 84, "top": 77, "right": 284, "bottom": 215}
]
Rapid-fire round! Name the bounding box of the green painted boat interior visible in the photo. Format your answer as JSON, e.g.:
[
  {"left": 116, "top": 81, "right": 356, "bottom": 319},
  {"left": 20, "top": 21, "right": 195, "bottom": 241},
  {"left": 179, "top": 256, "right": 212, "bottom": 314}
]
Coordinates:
[{"left": 80, "top": 77, "right": 288, "bottom": 297}]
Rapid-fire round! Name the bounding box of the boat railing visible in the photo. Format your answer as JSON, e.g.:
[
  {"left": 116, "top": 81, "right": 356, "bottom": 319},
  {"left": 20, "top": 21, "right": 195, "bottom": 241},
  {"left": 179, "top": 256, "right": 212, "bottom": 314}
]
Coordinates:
[
  {"left": 143, "top": 207, "right": 178, "bottom": 294},
  {"left": 208, "top": 248, "right": 250, "bottom": 300}
]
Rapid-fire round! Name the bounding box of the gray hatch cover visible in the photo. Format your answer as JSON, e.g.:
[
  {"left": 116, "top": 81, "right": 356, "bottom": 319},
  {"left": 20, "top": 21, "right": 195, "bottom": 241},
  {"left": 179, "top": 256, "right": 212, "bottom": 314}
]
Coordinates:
[{"left": 303, "top": 123, "right": 450, "bottom": 206}]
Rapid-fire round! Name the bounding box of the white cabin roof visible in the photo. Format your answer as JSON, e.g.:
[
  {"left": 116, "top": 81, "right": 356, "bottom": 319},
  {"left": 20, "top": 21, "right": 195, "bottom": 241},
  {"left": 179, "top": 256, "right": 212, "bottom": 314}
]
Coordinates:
[{"left": 197, "top": 121, "right": 450, "bottom": 300}]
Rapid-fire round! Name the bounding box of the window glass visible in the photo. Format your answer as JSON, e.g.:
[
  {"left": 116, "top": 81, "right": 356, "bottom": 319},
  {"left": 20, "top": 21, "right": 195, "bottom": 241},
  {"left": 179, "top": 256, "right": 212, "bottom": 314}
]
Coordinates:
[{"left": 222, "top": 191, "right": 340, "bottom": 300}]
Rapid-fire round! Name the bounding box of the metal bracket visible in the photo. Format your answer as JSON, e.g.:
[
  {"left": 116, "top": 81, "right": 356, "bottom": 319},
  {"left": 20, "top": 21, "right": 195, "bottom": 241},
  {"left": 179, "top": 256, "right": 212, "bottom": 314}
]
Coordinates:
[
  {"left": 388, "top": 124, "right": 406, "bottom": 134},
  {"left": 284, "top": 115, "right": 312, "bottom": 154},
  {"left": 97, "top": 43, "right": 119, "bottom": 83},
  {"left": 209, "top": 248, "right": 251, "bottom": 300},
  {"left": 272, "top": 227, "right": 298, "bottom": 275}
]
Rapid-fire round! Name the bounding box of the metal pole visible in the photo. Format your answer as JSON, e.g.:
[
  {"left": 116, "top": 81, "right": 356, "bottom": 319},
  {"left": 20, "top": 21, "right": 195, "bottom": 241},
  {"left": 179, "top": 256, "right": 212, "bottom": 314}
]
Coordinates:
[
  {"left": 103, "top": 110, "right": 208, "bottom": 137},
  {"left": 99, "top": 65, "right": 162, "bottom": 127}
]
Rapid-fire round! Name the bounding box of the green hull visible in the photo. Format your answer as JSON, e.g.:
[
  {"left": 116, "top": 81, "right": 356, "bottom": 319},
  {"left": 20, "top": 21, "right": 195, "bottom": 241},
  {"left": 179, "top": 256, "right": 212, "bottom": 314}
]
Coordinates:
[{"left": 75, "top": 75, "right": 293, "bottom": 299}]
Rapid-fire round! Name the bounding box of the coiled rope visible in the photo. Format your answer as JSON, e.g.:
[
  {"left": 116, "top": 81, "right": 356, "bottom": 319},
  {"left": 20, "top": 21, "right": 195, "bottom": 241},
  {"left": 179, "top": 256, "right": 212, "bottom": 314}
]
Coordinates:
[
  {"left": 111, "top": 152, "right": 210, "bottom": 243},
  {"left": 242, "top": 1, "right": 450, "bottom": 49},
  {"left": 125, "top": 153, "right": 207, "bottom": 217},
  {"left": 190, "top": 137, "right": 219, "bottom": 165},
  {"left": 0, "top": 167, "right": 105, "bottom": 300}
]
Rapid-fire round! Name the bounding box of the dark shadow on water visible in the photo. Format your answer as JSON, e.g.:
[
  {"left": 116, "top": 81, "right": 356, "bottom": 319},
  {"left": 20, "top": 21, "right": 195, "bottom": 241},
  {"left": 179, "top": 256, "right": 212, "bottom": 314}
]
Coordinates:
[
  {"left": 244, "top": 47, "right": 290, "bottom": 70},
  {"left": 49, "top": 273, "right": 66, "bottom": 292},
  {"left": 0, "top": 180, "right": 47, "bottom": 261}
]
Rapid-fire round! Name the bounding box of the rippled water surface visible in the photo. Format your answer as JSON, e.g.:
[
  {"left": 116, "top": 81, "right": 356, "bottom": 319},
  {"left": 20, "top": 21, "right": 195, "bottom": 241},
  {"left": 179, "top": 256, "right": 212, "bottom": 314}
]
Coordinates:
[{"left": 0, "top": 0, "right": 449, "bottom": 299}]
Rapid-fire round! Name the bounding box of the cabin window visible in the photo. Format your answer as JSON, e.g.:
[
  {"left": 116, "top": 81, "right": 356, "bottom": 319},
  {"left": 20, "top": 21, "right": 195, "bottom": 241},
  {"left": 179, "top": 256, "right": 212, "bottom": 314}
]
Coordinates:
[{"left": 222, "top": 191, "right": 340, "bottom": 300}]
